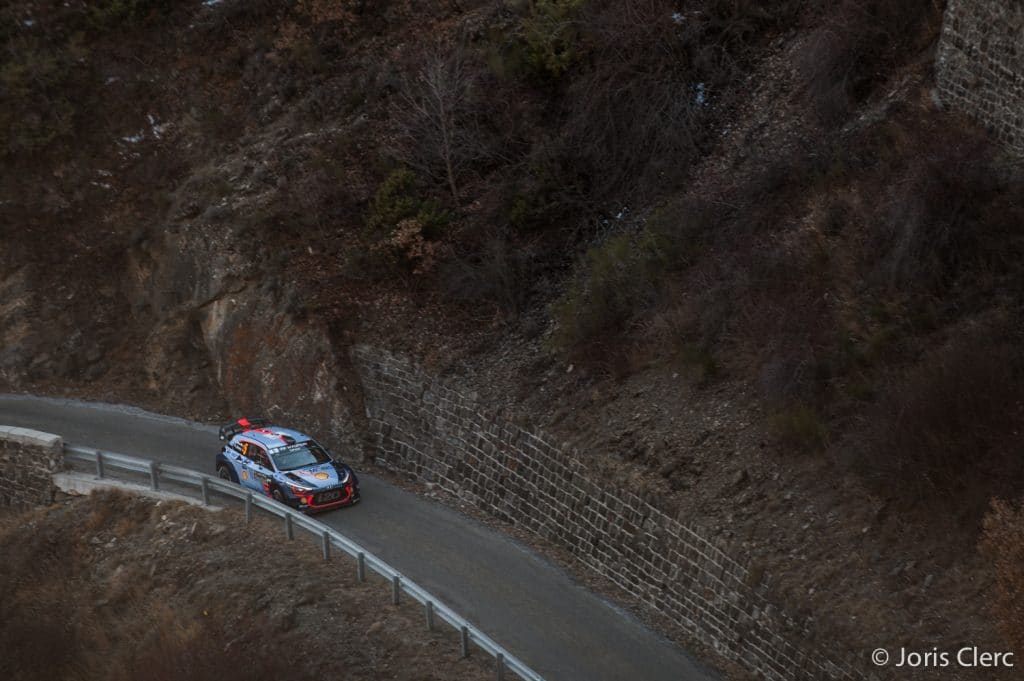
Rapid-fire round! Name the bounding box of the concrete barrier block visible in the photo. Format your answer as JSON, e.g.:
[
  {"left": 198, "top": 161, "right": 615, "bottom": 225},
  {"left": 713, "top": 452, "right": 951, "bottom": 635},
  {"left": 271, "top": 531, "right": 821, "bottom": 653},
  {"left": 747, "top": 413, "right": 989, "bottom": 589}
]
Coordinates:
[
  {"left": 3, "top": 427, "right": 31, "bottom": 445},
  {"left": 4, "top": 427, "right": 62, "bottom": 450}
]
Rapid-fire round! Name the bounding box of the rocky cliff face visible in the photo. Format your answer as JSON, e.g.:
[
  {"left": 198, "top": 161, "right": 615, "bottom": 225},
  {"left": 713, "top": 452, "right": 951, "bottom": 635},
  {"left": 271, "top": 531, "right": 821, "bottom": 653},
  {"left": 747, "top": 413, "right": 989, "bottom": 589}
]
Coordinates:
[
  {"left": 0, "top": 255, "right": 121, "bottom": 389},
  {"left": 0, "top": 218, "right": 363, "bottom": 456},
  {"left": 130, "top": 220, "right": 365, "bottom": 453}
]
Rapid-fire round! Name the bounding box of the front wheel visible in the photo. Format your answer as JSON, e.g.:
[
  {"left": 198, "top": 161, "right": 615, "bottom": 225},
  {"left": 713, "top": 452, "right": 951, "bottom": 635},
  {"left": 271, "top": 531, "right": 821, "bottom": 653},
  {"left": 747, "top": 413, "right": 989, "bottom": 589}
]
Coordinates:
[
  {"left": 217, "top": 464, "right": 234, "bottom": 482},
  {"left": 271, "top": 487, "right": 286, "bottom": 503}
]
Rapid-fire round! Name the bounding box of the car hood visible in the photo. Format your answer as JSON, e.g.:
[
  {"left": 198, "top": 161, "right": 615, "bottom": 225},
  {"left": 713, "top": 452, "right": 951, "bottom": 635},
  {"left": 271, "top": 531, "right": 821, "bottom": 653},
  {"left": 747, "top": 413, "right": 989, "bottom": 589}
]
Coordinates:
[{"left": 283, "top": 462, "right": 350, "bottom": 489}]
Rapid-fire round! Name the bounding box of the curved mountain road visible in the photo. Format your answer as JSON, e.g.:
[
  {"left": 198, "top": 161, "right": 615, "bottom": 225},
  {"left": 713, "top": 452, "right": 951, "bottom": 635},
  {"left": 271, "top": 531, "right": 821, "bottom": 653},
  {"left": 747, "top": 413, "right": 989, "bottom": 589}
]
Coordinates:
[{"left": 0, "top": 394, "right": 718, "bottom": 681}]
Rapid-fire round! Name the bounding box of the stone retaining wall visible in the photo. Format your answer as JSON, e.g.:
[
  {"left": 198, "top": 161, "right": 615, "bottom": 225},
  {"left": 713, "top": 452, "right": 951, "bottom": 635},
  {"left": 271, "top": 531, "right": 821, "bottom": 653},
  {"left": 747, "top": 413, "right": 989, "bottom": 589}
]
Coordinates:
[
  {"left": 352, "top": 345, "right": 877, "bottom": 681},
  {"left": 936, "top": 0, "right": 1024, "bottom": 154},
  {"left": 0, "top": 425, "right": 63, "bottom": 510}
]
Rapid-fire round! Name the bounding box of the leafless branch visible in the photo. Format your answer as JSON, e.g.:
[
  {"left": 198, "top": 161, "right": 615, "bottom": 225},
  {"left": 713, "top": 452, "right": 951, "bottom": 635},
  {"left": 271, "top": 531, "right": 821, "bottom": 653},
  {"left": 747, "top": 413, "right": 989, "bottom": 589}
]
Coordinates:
[{"left": 390, "top": 48, "right": 481, "bottom": 204}]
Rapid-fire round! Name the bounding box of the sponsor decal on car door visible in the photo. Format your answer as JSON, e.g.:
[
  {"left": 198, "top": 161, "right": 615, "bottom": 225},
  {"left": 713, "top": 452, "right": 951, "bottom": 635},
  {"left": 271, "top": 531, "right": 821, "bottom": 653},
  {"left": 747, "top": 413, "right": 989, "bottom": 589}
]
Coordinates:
[
  {"left": 237, "top": 441, "right": 263, "bottom": 493},
  {"left": 249, "top": 444, "right": 274, "bottom": 495}
]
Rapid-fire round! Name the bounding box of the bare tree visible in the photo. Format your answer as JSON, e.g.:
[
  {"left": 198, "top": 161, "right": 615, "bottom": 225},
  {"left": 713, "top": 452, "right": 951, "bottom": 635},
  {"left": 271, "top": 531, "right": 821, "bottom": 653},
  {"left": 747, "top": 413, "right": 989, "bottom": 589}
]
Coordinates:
[{"left": 392, "top": 48, "right": 479, "bottom": 204}]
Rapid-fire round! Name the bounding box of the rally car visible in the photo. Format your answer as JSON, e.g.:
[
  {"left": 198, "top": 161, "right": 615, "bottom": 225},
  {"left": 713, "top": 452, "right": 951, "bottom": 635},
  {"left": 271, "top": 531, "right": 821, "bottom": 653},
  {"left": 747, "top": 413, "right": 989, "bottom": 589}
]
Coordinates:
[{"left": 215, "top": 418, "right": 360, "bottom": 512}]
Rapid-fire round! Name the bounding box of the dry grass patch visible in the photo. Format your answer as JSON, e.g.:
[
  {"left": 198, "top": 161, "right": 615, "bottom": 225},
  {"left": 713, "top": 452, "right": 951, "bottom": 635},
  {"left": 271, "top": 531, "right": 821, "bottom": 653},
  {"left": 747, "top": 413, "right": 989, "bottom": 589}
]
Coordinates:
[{"left": 0, "top": 491, "right": 493, "bottom": 681}]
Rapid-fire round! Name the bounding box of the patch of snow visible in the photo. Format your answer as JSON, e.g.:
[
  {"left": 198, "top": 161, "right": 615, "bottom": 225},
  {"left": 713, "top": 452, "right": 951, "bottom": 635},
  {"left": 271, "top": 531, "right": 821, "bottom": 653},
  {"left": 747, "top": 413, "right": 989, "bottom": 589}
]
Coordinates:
[
  {"left": 203, "top": 0, "right": 223, "bottom": 5},
  {"left": 670, "top": 12, "right": 684, "bottom": 25},
  {"left": 121, "top": 133, "right": 144, "bottom": 144},
  {"left": 694, "top": 82, "right": 707, "bottom": 107},
  {"left": 105, "top": 76, "right": 119, "bottom": 85},
  {"left": 23, "top": 19, "right": 36, "bottom": 27},
  {"left": 147, "top": 114, "right": 168, "bottom": 139}
]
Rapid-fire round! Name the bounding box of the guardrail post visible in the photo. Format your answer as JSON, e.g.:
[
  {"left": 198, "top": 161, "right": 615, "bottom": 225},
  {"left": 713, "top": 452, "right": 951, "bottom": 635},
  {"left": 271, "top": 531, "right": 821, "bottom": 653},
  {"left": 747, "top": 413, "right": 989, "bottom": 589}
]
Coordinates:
[
  {"left": 392, "top": 575, "right": 401, "bottom": 605},
  {"left": 244, "top": 492, "right": 253, "bottom": 524},
  {"left": 425, "top": 601, "right": 435, "bottom": 631},
  {"left": 321, "top": 531, "right": 330, "bottom": 561},
  {"left": 200, "top": 476, "right": 209, "bottom": 506},
  {"left": 284, "top": 513, "right": 294, "bottom": 540},
  {"left": 460, "top": 626, "right": 470, "bottom": 658},
  {"left": 496, "top": 653, "right": 505, "bottom": 681},
  {"left": 149, "top": 461, "right": 160, "bottom": 490},
  {"left": 357, "top": 552, "right": 366, "bottom": 582},
  {"left": 95, "top": 450, "right": 104, "bottom": 479}
]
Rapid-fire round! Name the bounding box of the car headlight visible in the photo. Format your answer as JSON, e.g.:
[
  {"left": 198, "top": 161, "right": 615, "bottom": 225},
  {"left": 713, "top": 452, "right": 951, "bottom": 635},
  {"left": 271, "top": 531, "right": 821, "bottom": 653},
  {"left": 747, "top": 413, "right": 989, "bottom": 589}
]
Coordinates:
[{"left": 288, "top": 483, "right": 312, "bottom": 495}]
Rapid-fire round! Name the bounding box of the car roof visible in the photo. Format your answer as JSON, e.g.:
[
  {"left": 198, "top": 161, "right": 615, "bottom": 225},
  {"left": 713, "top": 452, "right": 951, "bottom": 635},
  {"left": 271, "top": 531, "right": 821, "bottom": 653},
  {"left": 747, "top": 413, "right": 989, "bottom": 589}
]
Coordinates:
[{"left": 231, "top": 425, "right": 311, "bottom": 451}]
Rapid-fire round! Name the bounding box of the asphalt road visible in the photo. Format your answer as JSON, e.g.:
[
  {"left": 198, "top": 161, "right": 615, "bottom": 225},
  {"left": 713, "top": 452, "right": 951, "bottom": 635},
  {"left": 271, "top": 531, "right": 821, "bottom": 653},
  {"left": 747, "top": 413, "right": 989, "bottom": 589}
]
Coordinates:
[{"left": 0, "top": 394, "right": 718, "bottom": 681}]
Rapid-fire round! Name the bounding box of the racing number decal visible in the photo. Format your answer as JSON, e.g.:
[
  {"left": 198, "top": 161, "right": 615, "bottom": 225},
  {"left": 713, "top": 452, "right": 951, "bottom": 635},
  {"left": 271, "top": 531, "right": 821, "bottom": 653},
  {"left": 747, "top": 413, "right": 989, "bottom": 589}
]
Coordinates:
[{"left": 239, "top": 442, "right": 251, "bottom": 481}]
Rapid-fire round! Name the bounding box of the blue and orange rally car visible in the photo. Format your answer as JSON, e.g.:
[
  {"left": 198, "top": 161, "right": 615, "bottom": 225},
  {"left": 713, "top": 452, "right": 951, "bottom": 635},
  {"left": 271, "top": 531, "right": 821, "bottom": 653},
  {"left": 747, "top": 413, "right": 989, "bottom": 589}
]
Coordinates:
[{"left": 215, "top": 418, "right": 360, "bottom": 512}]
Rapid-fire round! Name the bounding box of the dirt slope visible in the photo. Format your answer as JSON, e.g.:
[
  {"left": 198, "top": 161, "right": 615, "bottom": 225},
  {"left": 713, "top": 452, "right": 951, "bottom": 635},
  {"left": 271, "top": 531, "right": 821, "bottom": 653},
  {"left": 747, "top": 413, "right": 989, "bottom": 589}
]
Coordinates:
[
  {"left": 2, "top": 0, "right": 1022, "bottom": 677},
  {"left": 0, "top": 490, "right": 493, "bottom": 681}
]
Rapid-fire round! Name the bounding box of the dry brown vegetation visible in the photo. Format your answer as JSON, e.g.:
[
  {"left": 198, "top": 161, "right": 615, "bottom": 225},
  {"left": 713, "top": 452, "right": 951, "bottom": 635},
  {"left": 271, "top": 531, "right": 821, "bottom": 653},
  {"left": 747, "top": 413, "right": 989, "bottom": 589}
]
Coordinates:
[
  {"left": 3, "top": 0, "right": 1024, "bottom": 673},
  {"left": 797, "top": 0, "right": 940, "bottom": 123},
  {"left": 851, "top": 318, "right": 1024, "bottom": 504},
  {"left": 0, "top": 491, "right": 491, "bottom": 681},
  {"left": 548, "top": 0, "right": 1024, "bottom": 515},
  {"left": 981, "top": 498, "right": 1024, "bottom": 653}
]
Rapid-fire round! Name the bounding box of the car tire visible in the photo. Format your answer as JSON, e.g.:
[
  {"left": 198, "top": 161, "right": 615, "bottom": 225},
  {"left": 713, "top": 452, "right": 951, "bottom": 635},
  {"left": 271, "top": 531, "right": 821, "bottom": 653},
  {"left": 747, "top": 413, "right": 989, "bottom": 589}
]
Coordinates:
[
  {"left": 217, "top": 464, "right": 234, "bottom": 483},
  {"left": 271, "top": 487, "right": 285, "bottom": 503}
]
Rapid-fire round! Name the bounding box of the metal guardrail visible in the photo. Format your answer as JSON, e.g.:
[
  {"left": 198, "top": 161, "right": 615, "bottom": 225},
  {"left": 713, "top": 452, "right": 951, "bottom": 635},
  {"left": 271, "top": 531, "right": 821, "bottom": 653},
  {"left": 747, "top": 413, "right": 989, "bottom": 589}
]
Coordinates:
[{"left": 65, "top": 444, "right": 543, "bottom": 681}]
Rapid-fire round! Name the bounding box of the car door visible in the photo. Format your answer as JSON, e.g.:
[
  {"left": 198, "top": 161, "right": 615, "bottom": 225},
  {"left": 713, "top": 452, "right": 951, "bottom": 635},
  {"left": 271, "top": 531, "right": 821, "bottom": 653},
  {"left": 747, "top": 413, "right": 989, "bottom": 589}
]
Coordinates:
[
  {"left": 222, "top": 440, "right": 249, "bottom": 483},
  {"left": 235, "top": 441, "right": 264, "bottom": 493},
  {"left": 247, "top": 444, "right": 274, "bottom": 494}
]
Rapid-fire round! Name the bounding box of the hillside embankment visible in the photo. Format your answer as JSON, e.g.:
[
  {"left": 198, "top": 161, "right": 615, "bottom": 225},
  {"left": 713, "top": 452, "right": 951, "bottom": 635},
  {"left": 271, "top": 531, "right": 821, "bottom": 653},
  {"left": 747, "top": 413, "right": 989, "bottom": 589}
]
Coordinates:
[
  {"left": 2, "top": 1, "right": 1024, "bottom": 678},
  {"left": 0, "top": 489, "right": 494, "bottom": 681}
]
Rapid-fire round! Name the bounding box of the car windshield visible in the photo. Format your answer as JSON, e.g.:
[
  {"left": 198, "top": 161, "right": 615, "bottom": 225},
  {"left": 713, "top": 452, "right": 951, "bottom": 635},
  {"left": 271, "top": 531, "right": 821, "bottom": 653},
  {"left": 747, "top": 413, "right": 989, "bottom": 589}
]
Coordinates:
[{"left": 271, "top": 441, "right": 331, "bottom": 471}]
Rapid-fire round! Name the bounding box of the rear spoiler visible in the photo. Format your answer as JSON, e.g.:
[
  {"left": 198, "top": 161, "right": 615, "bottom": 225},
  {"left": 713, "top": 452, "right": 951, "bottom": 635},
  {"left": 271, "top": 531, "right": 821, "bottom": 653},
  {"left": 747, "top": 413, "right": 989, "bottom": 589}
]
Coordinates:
[{"left": 219, "top": 417, "right": 271, "bottom": 441}]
